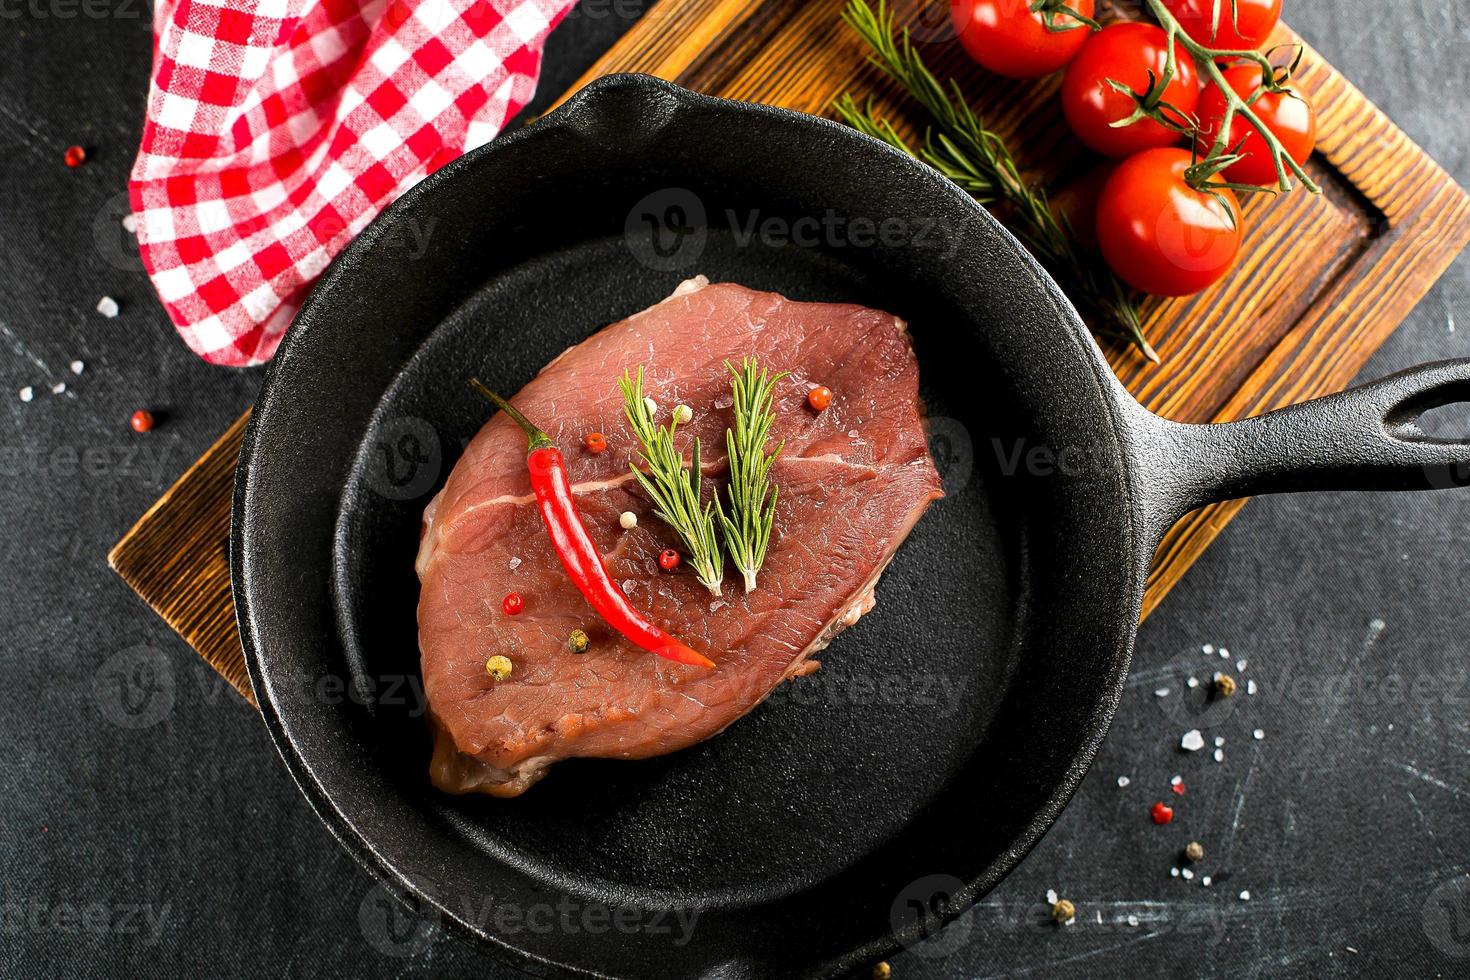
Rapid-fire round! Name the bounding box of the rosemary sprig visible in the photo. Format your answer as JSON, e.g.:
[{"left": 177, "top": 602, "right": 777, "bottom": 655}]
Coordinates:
[
  {"left": 836, "top": 0, "right": 1158, "bottom": 362},
  {"left": 719, "top": 358, "right": 787, "bottom": 593},
  {"left": 620, "top": 367, "right": 724, "bottom": 596}
]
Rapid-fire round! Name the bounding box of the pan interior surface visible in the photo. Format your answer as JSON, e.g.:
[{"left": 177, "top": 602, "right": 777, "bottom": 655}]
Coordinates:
[{"left": 237, "top": 75, "right": 1139, "bottom": 978}]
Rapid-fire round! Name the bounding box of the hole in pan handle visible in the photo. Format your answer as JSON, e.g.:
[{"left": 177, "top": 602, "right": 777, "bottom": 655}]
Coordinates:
[{"left": 1124, "top": 358, "right": 1470, "bottom": 545}]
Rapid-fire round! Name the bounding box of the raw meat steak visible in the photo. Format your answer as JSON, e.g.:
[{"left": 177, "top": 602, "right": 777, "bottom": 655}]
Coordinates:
[{"left": 416, "top": 277, "right": 942, "bottom": 797}]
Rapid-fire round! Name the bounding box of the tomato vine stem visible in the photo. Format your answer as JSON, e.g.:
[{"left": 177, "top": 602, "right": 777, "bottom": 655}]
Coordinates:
[{"left": 1140, "top": 0, "right": 1321, "bottom": 194}]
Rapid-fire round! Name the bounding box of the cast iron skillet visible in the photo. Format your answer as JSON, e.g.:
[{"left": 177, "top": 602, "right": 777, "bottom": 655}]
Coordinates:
[{"left": 232, "top": 74, "right": 1470, "bottom": 978}]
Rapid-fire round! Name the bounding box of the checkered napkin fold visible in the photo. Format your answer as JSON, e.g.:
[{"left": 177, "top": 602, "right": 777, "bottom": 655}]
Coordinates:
[{"left": 128, "top": 0, "right": 575, "bottom": 366}]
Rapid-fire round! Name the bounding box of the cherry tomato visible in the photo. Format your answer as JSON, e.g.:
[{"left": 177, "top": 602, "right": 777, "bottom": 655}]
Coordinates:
[
  {"left": 1195, "top": 64, "right": 1315, "bottom": 187},
  {"left": 950, "top": 0, "right": 1096, "bottom": 80},
  {"left": 1095, "top": 147, "right": 1242, "bottom": 297},
  {"left": 1061, "top": 22, "right": 1199, "bottom": 157},
  {"left": 1162, "top": 0, "right": 1281, "bottom": 51}
]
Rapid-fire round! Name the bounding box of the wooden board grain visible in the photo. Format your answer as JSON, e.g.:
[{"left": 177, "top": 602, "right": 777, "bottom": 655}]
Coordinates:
[{"left": 110, "top": 0, "right": 1470, "bottom": 701}]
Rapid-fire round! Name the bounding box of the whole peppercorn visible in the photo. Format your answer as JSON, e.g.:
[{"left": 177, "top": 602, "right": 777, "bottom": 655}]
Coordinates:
[
  {"left": 672, "top": 404, "right": 693, "bottom": 425},
  {"left": 502, "top": 592, "right": 524, "bottom": 616},
  {"left": 871, "top": 963, "right": 892, "bottom": 980},
  {"left": 1051, "top": 898, "right": 1076, "bottom": 924},
  {"left": 584, "top": 432, "right": 607, "bottom": 454},
  {"left": 1151, "top": 801, "right": 1174, "bottom": 825},
  {"left": 485, "top": 655, "right": 513, "bottom": 682},
  {"left": 64, "top": 145, "right": 86, "bottom": 168},
  {"left": 807, "top": 385, "right": 833, "bottom": 412},
  {"left": 1215, "top": 673, "right": 1237, "bottom": 697},
  {"left": 130, "top": 409, "right": 155, "bottom": 433},
  {"left": 567, "top": 628, "right": 590, "bottom": 654},
  {"left": 1185, "top": 841, "right": 1205, "bottom": 863},
  {"left": 658, "top": 548, "right": 681, "bottom": 571}
]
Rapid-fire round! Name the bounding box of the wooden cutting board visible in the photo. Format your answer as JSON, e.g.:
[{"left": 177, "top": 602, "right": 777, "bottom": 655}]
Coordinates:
[{"left": 109, "top": 0, "right": 1470, "bottom": 706}]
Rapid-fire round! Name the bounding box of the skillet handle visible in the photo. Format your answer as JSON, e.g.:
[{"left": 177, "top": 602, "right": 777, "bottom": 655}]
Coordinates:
[{"left": 1128, "top": 359, "right": 1470, "bottom": 540}]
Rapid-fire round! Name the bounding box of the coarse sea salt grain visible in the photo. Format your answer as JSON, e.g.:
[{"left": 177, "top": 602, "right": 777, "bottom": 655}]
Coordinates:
[
  {"left": 1254, "top": 729, "right": 1265, "bottom": 740},
  {"left": 1247, "top": 679, "right": 1258, "bottom": 695},
  {"left": 1181, "top": 729, "right": 1205, "bottom": 752},
  {"left": 1117, "top": 776, "right": 1131, "bottom": 787},
  {"left": 69, "top": 360, "right": 84, "bottom": 375},
  {"left": 1187, "top": 676, "right": 1199, "bottom": 689},
  {"left": 713, "top": 393, "right": 733, "bottom": 410},
  {"left": 1170, "top": 867, "right": 1181, "bottom": 878},
  {"left": 1239, "top": 890, "right": 1251, "bottom": 901},
  {"left": 96, "top": 296, "right": 119, "bottom": 318},
  {"left": 1202, "top": 876, "right": 1212, "bottom": 887},
  {"left": 1182, "top": 869, "right": 1195, "bottom": 880},
  {"left": 121, "top": 213, "right": 138, "bottom": 233},
  {"left": 1214, "top": 736, "right": 1225, "bottom": 748},
  {"left": 1045, "top": 889, "right": 1058, "bottom": 905},
  {"left": 1213, "top": 748, "right": 1224, "bottom": 763},
  {"left": 1202, "top": 644, "right": 1215, "bottom": 655},
  {"left": 507, "top": 556, "right": 521, "bottom": 570},
  {"left": 620, "top": 579, "right": 637, "bottom": 596},
  {"left": 50, "top": 382, "right": 66, "bottom": 395},
  {"left": 1155, "top": 688, "right": 1170, "bottom": 697},
  {"left": 18, "top": 386, "right": 33, "bottom": 402},
  {"left": 1170, "top": 775, "right": 1183, "bottom": 786},
  {"left": 1127, "top": 914, "right": 1139, "bottom": 927},
  {"left": 1237, "top": 658, "right": 1248, "bottom": 671}
]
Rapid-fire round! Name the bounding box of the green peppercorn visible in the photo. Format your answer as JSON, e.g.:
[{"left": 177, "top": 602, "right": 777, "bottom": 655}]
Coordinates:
[
  {"left": 485, "top": 655, "right": 513, "bottom": 682},
  {"left": 568, "top": 628, "right": 590, "bottom": 654}
]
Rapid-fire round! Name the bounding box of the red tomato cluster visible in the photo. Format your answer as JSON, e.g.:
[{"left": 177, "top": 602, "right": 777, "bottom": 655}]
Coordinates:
[{"left": 950, "top": 0, "right": 1316, "bottom": 302}]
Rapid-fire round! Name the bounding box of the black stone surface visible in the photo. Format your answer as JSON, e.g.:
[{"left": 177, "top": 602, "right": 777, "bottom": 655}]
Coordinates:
[{"left": 1, "top": 2, "right": 1466, "bottom": 977}]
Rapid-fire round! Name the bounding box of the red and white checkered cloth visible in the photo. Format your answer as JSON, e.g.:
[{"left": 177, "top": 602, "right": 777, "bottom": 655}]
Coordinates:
[{"left": 129, "top": 0, "right": 576, "bottom": 366}]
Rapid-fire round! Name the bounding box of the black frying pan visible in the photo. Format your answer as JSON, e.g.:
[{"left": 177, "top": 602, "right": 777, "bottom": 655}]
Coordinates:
[{"left": 232, "top": 74, "right": 1470, "bottom": 978}]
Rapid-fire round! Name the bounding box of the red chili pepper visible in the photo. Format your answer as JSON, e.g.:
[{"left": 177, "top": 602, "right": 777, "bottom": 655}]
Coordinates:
[{"left": 469, "top": 379, "right": 715, "bottom": 669}]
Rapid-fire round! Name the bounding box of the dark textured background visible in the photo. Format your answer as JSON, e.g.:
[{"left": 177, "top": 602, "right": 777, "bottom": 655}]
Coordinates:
[{"left": 2, "top": 2, "right": 1467, "bottom": 977}]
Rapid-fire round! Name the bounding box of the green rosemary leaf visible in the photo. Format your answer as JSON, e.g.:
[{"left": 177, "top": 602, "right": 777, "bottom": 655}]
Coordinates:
[
  {"left": 619, "top": 366, "right": 725, "bottom": 596},
  {"left": 719, "top": 357, "right": 787, "bottom": 594}
]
